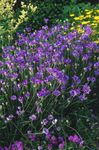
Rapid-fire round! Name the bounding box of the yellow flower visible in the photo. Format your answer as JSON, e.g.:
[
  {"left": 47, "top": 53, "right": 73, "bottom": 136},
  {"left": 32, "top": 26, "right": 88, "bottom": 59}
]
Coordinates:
[
  {"left": 70, "top": 14, "right": 75, "bottom": 17},
  {"left": 86, "top": 11, "right": 93, "bottom": 15},
  {"left": 82, "top": 21, "right": 90, "bottom": 25},
  {"left": 94, "top": 16, "right": 99, "bottom": 20},
  {"left": 70, "top": 27, "right": 75, "bottom": 30},
  {"left": 95, "top": 10, "right": 99, "bottom": 13},
  {"left": 78, "top": 15, "right": 84, "bottom": 20},
  {"left": 77, "top": 25, "right": 81, "bottom": 28},
  {"left": 78, "top": 29, "right": 84, "bottom": 33},
  {"left": 84, "top": 15, "right": 91, "bottom": 19},
  {"left": 74, "top": 17, "right": 80, "bottom": 20}
]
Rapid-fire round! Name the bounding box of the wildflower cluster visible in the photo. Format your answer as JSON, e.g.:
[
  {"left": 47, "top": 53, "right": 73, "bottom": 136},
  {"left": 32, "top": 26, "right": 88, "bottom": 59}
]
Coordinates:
[{"left": 0, "top": 23, "right": 99, "bottom": 149}]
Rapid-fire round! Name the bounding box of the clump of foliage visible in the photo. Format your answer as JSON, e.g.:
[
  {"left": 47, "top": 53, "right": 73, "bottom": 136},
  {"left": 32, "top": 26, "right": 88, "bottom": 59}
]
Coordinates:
[
  {"left": 0, "top": 23, "right": 99, "bottom": 149},
  {"left": 0, "top": 0, "right": 37, "bottom": 50}
]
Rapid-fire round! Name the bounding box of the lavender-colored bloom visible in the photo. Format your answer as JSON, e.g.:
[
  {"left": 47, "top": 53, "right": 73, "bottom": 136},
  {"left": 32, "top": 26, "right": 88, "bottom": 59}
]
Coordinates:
[
  {"left": 48, "top": 114, "right": 54, "bottom": 120},
  {"left": 64, "top": 58, "right": 71, "bottom": 64},
  {"left": 79, "top": 94, "right": 87, "bottom": 101},
  {"left": 94, "top": 62, "right": 99, "bottom": 68},
  {"left": 6, "top": 114, "right": 14, "bottom": 122},
  {"left": 53, "top": 90, "right": 61, "bottom": 96},
  {"left": 11, "top": 95, "right": 17, "bottom": 101},
  {"left": 15, "top": 141, "right": 23, "bottom": 150},
  {"left": 82, "top": 54, "right": 89, "bottom": 61},
  {"left": 29, "top": 114, "right": 37, "bottom": 121},
  {"left": 37, "top": 88, "right": 50, "bottom": 97},
  {"left": 42, "top": 128, "right": 49, "bottom": 135},
  {"left": 44, "top": 18, "right": 49, "bottom": 24},
  {"left": 44, "top": 75, "right": 54, "bottom": 83},
  {"left": 95, "top": 70, "right": 99, "bottom": 76},
  {"left": 16, "top": 107, "right": 24, "bottom": 116},
  {"left": 22, "top": 79, "right": 28, "bottom": 86},
  {"left": 68, "top": 135, "right": 80, "bottom": 143},
  {"left": 68, "top": 134, "right": 84, "bottom": 146},
  {"left": 72, "top": 50, "right": 79, "bottom": 57},
  {"left": 29, "top": 133, "right": 36, "bottom": 142},
  {"left": 38, "top": 146, "right": 43, "bottom": 150},
  {"left": 18, "top": 96, "right": 24, "bottom": 104},
  {"left": 59, "top": 142, "right": 65, "bottom": 149},
  {"left": 87, "top": 77, "right": 96, "bottom": 83},
  {"left": 25, "top": 92, "right": 30, "bottom": 98},
  {"left": 70, "top": 88, "right": 80, "bottom": 97},
  {"left": 91, "top": 77, "right": 96, "bottom": 83},
  {"left": 50, "top": 136, "right": 58, "bottom": 145},
  {"left": 10, "top": 73, "right": 18, "bottom": 79},
  {"left": 83, "top": 84, "right": 91, "bottom": 94},
  {"left": 41, "top": 118, "right": 48, "bottom": 125},
  {"left": 72, "top": 75, "right": 80, "bottom": 84}
]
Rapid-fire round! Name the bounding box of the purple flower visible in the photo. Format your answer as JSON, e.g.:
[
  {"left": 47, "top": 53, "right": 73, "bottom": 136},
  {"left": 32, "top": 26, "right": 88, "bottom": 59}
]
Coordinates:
[
  {"left": 70, "top": 88, "right": 80, "bottom": 97},
  {"left": 53, "top": 90, "right": 61, "bottom": 96},
  {"left": 95, "top": 70, "right": 99, "bottom": 76},
  {"left": 25, "top": 92, "right": 30, "bottom": 98},
  {"left": 59, "top": 142, "right": 65, "bottom": 149},
  {"left": 48, "top": 114, "right": 54, "bottom": 120},
  {"left": 15, "top": 141, "right": 23, "bottom": 150},
  {"left": 42, "top": 128, "right": 49, "bottom": 135},
  {"left": 69, "top": 135, "right": 77, "bottom": 142},
  {"left": 10, "top": 73, "right": 18, "bottom": 79},
  {"left": 82, "top": 84, "right": 91, "bottom": 94},
  {"left": 79, "top": 94, "right": 87, "bottom": 101},
  {"left": 72, "top": 75, "right": 80, "bottom": 84},
  {"left": 64, "top": 58, "right": 71, "bottom": 64},
  {"left": 82, "top": 54, "right": 89, "bottom": 61},
  {"left": 6, "top": 114, "right": 14, "bottom": 122},
  {"left": 87, "top": 77, "right": 96, "bottom": 83},
  {"left": 50, "top": 136, "right": 58, "bottom": 145},
  {"left": 38, "top": 146, "right": 43, "bottom": 150},
  {"left": 41, "top": 118, "right": 48, "bottom": 125},
  {"left": 29, "top": 133, "right": 36, "bottom": 142},
  {"left": 29, "top": 114, "right": 37, "bottom": 121},
  {"left": 37, "top": 88, "right": 50, "bottom": 97},
  {"left": 22, "top": 79, "right": 28, "bottom": 86},
  {"left": 18, "top": 96, "right": 24, "bottom": 104},
  {"left": 94, "top": 62, "right": 99, "bottom": 68},
  {"left": 68, "top": 134, "right": 84, "bottom": 146},
  {"left": 16, "top": 106, "right": 24, "bottom": 116},
  {"left": 44, "top": 18, "right": 49, "bottom": 24},
  {"left": 11, "top": 95, "right": 17, "bottom": 101}
]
